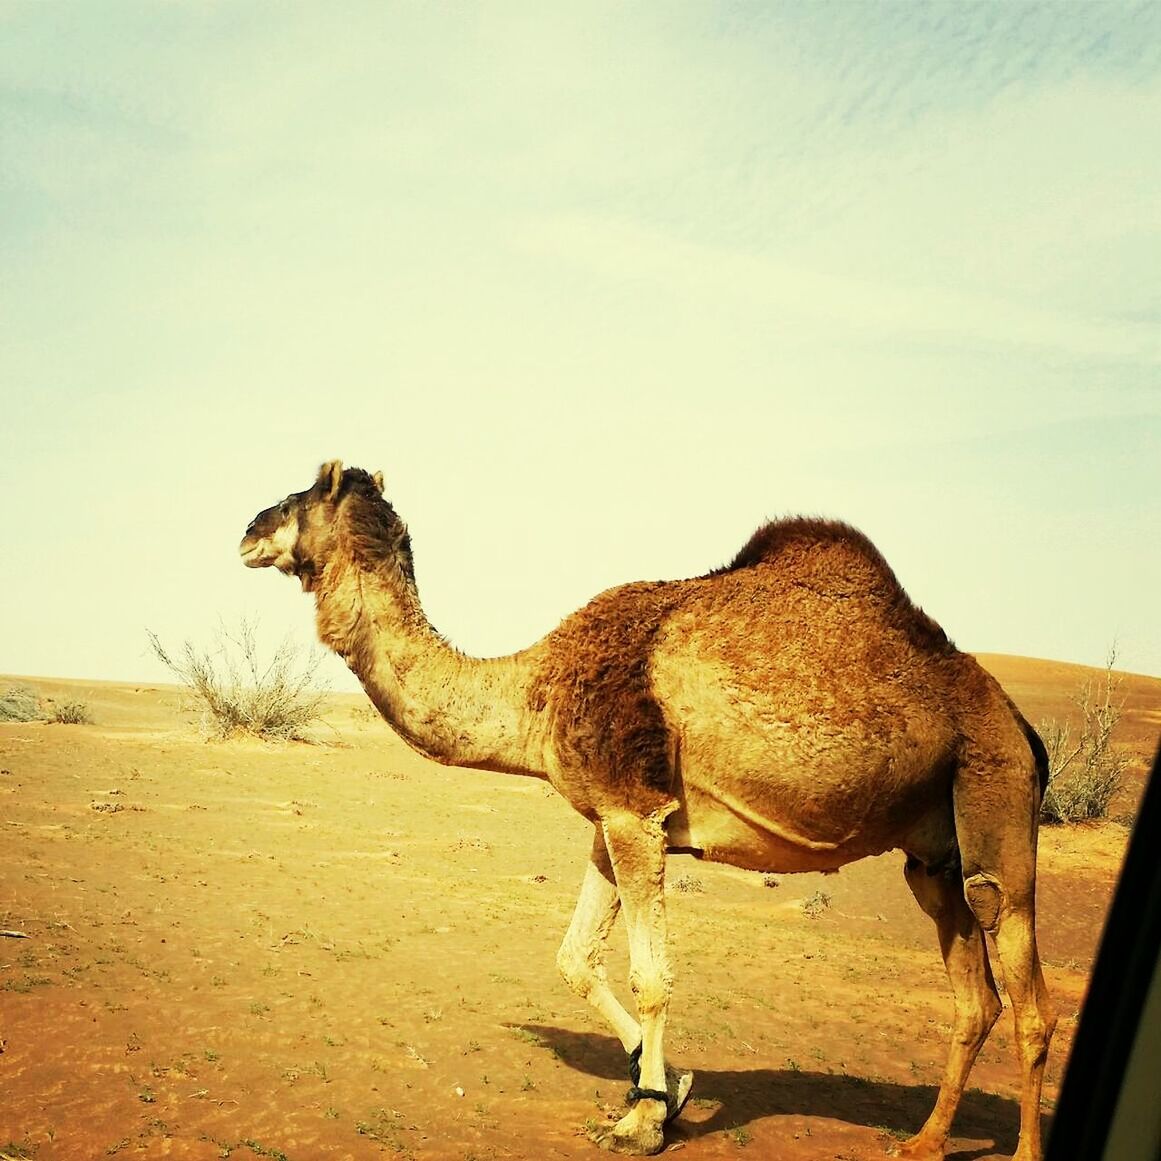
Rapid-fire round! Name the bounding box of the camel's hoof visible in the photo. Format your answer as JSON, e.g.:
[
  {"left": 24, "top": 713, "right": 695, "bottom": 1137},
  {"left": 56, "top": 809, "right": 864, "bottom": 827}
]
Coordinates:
[
  {"left": 592, "top": 1065, "right": 693, "bottom": 1153},
  {"left": 890, "top": 1133, "right": 945, "bottom": 1160},
  {"left": 596, "top": 1103, "right": 666, "bottom": 1155}
]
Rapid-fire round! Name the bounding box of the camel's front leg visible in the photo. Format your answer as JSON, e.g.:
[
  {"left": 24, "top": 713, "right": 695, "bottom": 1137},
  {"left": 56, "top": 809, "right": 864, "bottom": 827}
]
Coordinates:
[
  {"left": 557, "top": 827, "right": 643, "bottom": 1054},
  {"left": 597, "top": 808, "right": 692, "bottom": 1156}
]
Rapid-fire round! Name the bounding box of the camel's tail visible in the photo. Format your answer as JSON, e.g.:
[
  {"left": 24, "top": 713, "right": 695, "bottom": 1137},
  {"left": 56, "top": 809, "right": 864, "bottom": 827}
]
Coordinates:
[
  {"left": 993, "top": 683, "right": 1049, "bottom": 803},
  {"left": 1020, "top": 713, "right": 1051, "bottom": 802}
]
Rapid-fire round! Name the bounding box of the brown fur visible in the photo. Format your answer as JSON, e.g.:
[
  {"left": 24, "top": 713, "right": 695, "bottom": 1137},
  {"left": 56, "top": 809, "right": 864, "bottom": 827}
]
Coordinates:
[
  {"left": 528, "top": 581, "right": 683, "bottom": 814},
  {"left": 527, "top": 518, "right": 961, "bottom": 819},
  {"left": 714, "top": 515, "right": 882, "bottom": 573},
  {"left": 240, "top": 463, "right": 1056, "bottom": 1161},
  {"left": 715, "top": 517, "right": 955, "bottom": 657},
  {"left": 336, "top": 471, "right": 417, "bottom": 588}
]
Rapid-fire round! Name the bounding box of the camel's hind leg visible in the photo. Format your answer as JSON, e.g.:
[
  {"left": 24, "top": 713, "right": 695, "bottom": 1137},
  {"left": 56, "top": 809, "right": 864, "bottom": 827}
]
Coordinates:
[
  {"left": 557, "top": 826, "right": 643, "bottom": 1055},
  {"left": 955, "top": 747, "right": 1057, "bottom": 1161},
  {"left": 897, "top": 856, "right": 1003, "bottom": 1160},
  {"left": 965, "top": 881, "right": 1055, "bottom": 1161}
]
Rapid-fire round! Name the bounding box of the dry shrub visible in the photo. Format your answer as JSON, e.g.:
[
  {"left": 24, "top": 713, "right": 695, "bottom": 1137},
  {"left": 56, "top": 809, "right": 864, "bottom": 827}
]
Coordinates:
[
  {"left": 1040, "top": 648, "right": 1130, "bottom": 824},
  {"left": 50, "top": 700, "right": 92, "bottom": 724},
  {"left": 802, "top": 889, "right": 832, "bottom": 918},
  {"left": 0, "top": 686, "right": 42, "bottom": 722},
  {"left": 147, "top": 618, "right": 327, "bottom": 741}
]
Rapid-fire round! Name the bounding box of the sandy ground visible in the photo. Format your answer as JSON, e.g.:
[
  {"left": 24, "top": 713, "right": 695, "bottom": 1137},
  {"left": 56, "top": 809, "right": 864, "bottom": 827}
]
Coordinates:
[{"left": 1, "top": 657, "right": 1158, "bottom": 1161}]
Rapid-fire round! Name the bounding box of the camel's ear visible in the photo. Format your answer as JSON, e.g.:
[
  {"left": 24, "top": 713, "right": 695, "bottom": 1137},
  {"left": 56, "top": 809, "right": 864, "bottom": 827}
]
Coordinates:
[
  {"left": 318, "top": 460, "right": 344, "bottom": 500},
  {"left": 371, "top": 470, "right": 385, "bottom": 494}
]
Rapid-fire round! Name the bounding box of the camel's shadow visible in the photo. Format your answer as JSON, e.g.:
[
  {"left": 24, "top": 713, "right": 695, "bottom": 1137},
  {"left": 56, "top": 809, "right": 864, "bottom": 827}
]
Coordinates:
[{"left": 522, "top": 1024, "right": 1048, "bottom": 1160}]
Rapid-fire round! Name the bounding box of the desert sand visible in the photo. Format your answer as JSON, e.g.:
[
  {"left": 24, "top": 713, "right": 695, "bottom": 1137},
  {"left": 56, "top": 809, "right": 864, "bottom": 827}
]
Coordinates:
[{"left": 1, "top": 656, "right": 1158, "bottom": 1160}]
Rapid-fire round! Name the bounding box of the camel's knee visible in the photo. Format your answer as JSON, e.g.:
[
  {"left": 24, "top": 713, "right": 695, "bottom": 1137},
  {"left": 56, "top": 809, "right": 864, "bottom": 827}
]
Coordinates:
[
  {"left": 954, "top": 990, "right": 1003, "bottom": 1049},
  {"left": 963, "top": 872, "right": 1005, "bottom": 933},
  {"left": 1015, "top": 1018, "right": 1053, "bottom": 1073},
  {"left": 628, "top": 964, "right": 673, "bottom": 1018},
  {"left": 557, "top": 936, "right": 601, "bottom": 1000},
  {"left": 1013, "top": 998, "right": 1057, "bottom": 1068}
]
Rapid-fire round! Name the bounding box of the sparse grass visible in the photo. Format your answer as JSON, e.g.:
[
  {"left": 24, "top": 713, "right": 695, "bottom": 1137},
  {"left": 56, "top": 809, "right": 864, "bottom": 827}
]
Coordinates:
[
  {"left": 1041, "top": 647, "right": 1130, "bottom": 823},
  {"left": 726, "top": 1123, "right": 753, "bottom": 1146},
  {"left": 876, "top": 1124, "right": 911, "bottom": 1141},
  {"left": 801, "top": 890, "right": 832, "bottom": 918},
  {"left": 239, "top": 1141, "right": 289, "bottom": 1161},
  {"left": 355, "top": 1107, "right": 411, "bottom": 1152},
  {"left": 670, "top": 872, "right": 705, "bottom": 894},
  {"left": 1, "top": 975, "right": 52, "bottom": 993},
  {"left": 582, "top": 1116, "right": 604, "bottom": 1138},
  {"left": 0, "top": 686, "right": 42, "bottom": 722},
  {"left": 146, "top": 617, "right": 327, "bottom": 741}
]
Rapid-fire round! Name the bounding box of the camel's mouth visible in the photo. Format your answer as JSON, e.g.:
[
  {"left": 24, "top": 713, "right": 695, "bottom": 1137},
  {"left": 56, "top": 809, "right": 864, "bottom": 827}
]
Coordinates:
[{"left": 239, "top": 538, "right": 272, "bottom": 568}]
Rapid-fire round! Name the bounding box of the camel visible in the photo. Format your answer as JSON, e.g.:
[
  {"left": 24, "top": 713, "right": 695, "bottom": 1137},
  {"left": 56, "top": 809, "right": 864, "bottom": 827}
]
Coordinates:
[{"left": 239, "top": 461, "right": 1056, "bottom": 1160}]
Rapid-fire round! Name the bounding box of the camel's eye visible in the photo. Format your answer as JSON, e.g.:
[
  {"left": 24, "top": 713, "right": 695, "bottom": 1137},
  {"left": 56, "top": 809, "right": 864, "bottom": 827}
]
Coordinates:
[{"left": 279, "top": 501, "right": 292, "bottom": 518}]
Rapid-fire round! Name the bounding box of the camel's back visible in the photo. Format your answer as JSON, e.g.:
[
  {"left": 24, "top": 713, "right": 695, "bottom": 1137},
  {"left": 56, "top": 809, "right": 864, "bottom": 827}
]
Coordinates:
[
  {"left": 648, "top": 524, "right": 984, "bottom": 864},
  {"left": 655, "top": 521, "right": 963, "bottom": 740},
  {"left": 708, "top": 517, "right": 952, "bottom": 656},
  {"left": 530, "top": 520, "right": 970, "bottom": 819}
]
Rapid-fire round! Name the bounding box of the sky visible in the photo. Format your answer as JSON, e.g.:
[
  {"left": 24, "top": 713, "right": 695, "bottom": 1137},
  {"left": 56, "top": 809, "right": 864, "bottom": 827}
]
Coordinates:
[{"left": 2, "top": 1, "right": 1159, "bottom": 696}]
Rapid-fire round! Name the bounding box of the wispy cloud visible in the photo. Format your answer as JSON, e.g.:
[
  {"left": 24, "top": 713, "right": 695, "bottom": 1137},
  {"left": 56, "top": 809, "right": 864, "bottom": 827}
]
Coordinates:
[{"left": 517, "top": 212, "right": 1159, "bottom": 365}]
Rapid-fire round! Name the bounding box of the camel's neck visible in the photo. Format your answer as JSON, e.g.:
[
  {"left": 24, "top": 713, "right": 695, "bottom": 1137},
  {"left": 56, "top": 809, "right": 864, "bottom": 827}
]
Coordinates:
[{"left": 312, "top": 559, "right": 545, "bottom": 776}]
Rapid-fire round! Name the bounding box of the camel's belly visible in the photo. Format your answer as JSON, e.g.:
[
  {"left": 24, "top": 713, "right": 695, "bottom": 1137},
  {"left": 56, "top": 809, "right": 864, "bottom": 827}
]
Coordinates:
[{"left": 665, "top": 780, "right": 885, "bottom": 873}]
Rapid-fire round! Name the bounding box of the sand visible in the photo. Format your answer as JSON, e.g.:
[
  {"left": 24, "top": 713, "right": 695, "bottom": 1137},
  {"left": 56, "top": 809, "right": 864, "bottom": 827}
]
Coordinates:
[{"left": 1, "top": 658, "right": 1157, "bottom": 1160}]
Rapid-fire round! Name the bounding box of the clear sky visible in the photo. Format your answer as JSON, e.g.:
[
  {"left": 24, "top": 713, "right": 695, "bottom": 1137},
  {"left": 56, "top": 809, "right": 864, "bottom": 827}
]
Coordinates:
[{"left": 2, "top": 2, "right": 1159, "bottom": 694}]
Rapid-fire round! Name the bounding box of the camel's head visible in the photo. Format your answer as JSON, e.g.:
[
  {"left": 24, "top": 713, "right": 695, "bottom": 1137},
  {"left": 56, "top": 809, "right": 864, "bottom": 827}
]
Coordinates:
[{"left": 239, "top": 460, "right": 390, "bottom": 592}]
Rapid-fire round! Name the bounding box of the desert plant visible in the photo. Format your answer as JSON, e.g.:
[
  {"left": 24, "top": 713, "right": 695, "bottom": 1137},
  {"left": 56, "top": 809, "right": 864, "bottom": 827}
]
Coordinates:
[
  {"left": 146, "top": 618, "right": 327, "bottom": 741},
  {"left": 1040, "top": 647, "right": 1130, "bottom": 824},
  {"left": 50, "top": 700, "right": 92, "bottom": 724},
  {"left": 801, "top": 889, "right": 832, "bottom": 918},
  {"left": 0, "top": 686, "right": 42, "bottom": 722}
]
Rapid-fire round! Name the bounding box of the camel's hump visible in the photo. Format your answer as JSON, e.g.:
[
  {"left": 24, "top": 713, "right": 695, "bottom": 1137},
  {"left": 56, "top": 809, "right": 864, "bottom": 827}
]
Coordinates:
[{"left": 713, "top": 517, "right": 891, "bottom": 576}]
